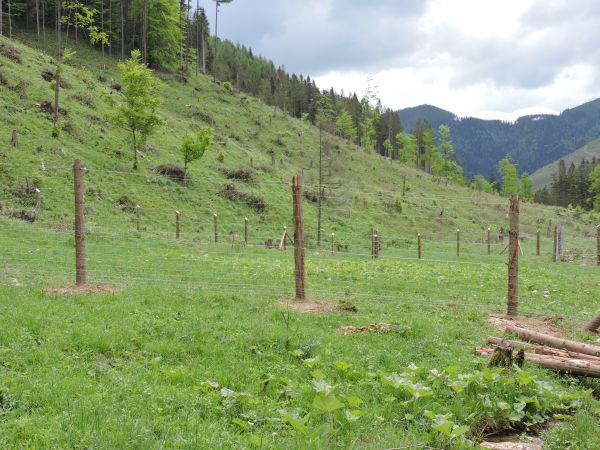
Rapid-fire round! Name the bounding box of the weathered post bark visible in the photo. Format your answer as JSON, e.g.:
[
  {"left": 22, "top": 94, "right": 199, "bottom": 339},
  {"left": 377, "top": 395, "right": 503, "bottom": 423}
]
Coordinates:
[
  {"left": 136, "top": 205, "right": 141, "bottom": 232},
  {"left": 292, "top": 175, "right": 305, "bottom": 300},
  {"left": 213, "top": 213, "right": 218, "bottom": 243},
  {"left": 176, "top": 211, "right": 180, "bottom": 239},
  {"left": 557, "top": 226, "right": 563, "bottom": 259},
  {"left": 244, "top": 217, "right": 248, "bottom": 247},
  {"left": 487, "top": 227, "right": 491, "bottom": 255},
  {"left": 507, "top": 195, "right": 519, "bottom": 316},
  {"left": 331, "top": 233, "right": 335, "bottom": 256},
  {"left": 553, "top": 225, "right": 557, "bottom": 262},
  {"left": 536, "top": 230, "right": 540, "bottom": 256},
  {"left": 73, "top": 160, "right": 86, "bottom": 286},
  {"left": 456, "top": 228, "right": 460, "bottom": 257},
  {"left": 418, "top": 233, "right": 422, "bottom": 260},
  {"left": 596, "top": 225, "right": 600, "bottom": 266}
]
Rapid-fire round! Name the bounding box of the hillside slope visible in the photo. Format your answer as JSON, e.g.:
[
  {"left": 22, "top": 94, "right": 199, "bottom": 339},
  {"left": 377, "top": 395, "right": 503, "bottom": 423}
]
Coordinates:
[
  {"left": 530, "top": 138, "right": 600, "bottom": 189},
  {"left": 0, "top": 32, "right": 596, "bottom": 253},
  {"left": 397, "top": 100, "right": 600, "bottom": 177}
]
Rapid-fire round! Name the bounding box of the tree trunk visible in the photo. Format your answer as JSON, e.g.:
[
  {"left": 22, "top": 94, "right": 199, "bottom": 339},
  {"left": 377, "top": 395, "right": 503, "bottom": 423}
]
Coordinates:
[
  {"left": 42, "top": 0, "right": 46, "bottom": 42},
  {"left": 504, "top": 325, "right": 600, "bottom": 358},
  {"left": 0, "top": 0, "right": 3, "bottom": 37},
  {"left": 8, "top": 0, "right": 12, "bottom": 39},
  {"left": 54, "top": 0, "right": 62, "bottom": 127},
  {"left": 36, "top": 0, "right": 40, "bottom": 36},
  {"left": 132, "top": 130, "right": 138, "bottom": 170},
  {"left": 120, "top": 0, "right": 125, "bottom": 60}
]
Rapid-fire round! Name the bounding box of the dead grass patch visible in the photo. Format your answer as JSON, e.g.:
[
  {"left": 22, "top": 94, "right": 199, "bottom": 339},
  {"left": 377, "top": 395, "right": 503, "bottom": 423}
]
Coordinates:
[{"left": 45, "top": 284, "right": 122, "bottom": 295}]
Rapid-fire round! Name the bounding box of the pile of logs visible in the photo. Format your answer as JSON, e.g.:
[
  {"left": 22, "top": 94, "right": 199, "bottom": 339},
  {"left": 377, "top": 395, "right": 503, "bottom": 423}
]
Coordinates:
[{"left": 477, "top": 324, "right": 600, "bottom": 378}]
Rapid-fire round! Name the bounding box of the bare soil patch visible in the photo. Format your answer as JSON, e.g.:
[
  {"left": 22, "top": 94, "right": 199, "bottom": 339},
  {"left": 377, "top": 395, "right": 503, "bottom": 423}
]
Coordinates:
[
  {"left": 45, "top": 285, "right": 122, "bottom": 295},
  {"left": 489, "top": 315, "right": 564, "bottom": 336},
  {"left": 481, "top": 434, "right": 542, "bottom": 450},
  {"left": 279, "top": 299, "right": 356, "bottom": 314}
]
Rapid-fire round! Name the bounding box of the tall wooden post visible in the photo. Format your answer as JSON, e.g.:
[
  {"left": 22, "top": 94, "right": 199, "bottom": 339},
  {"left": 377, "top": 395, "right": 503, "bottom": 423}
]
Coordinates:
[
  {"left": 331, "top": 233, "right": 336, "bottom": 256},
  {"left": 456, "top": 228, "right": 460, "bottom": 257},
  {"left": 418, "top": 233, "right": 422, "bottom": 260},
  {"left": 552, "top": 225, "right": 558, "bottom": 262},
  {"left": 536, "top": 230, "right": 540, "bottom": 256},
  {"left": 244, "top": 217, "right": 248, "bottom": 247},
  {"left": 136, "top": 205, "right": 141, "bottom": 232},
  {"left": 507, "top": 195, "right": 520, "bottom": 317},
  {"left": 213, "top": 213, "right": 218, "bottom": 243},
  {"left": 176, "top": 211, "right": 180, "bottom": 239},
  {"left": 487, "top": 227, "right": 491, "bottom": 255},
  {"left": 597, "top": 225, "right": 600, "bottom": 266},
  {"left": 292, "top": 175, "right": 305, "bottom": 300},
  {"left": 557, "top": 226, "right": 563, "bottom": 259},
  {"left": 283, "top": 226, "right": 287, "bottom": 250},
  {"left": 73, "top": 160, "right": 86, "bottom": 286}
]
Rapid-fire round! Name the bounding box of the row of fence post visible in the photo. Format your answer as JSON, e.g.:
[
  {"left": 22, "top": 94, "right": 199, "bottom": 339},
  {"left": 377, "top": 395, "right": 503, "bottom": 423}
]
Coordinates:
[{"left": 65, "top": 161, "right": 600, "bottom": 291}]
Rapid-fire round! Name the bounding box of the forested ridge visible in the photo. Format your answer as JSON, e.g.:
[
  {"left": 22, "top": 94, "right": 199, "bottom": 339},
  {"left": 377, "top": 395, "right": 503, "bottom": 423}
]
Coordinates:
[{"left": 398, "top": 101, "right": 600, "bottom": 178}]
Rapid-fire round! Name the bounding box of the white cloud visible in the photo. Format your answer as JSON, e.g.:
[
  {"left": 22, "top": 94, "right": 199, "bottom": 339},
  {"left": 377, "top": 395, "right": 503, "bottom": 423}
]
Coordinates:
[{"left": 216, "top": 0, "right": 600, "bottom": 120}]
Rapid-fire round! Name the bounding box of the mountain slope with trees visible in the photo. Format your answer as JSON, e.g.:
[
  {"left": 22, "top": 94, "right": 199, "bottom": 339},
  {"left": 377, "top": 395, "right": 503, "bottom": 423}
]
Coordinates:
[{"left": 397, "top": 100, "right": 600, "bottom": 178}]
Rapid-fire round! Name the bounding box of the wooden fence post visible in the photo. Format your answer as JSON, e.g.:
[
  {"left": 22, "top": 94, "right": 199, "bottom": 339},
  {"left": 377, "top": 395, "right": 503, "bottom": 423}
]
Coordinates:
[
  {"left": 557, "top": 225, "right": 563, "bottom": 259},
  {"left": 213, "top": 213, "right": 218, "bottom": 243},
  {"left": 136, "top": 205, "right": 141, "bottom": 232},
  {"left": 292, "top": 175, "right": 305, "bottom": 300},
  {"left": 536, "top": 230, "right": 540, "bottom": 256},
  {"left": 552, "top": 225, "right": 557, "bottom": 262},
  {"left": 456, "top": 228, "right": 460, "bottom": 257},
  {"left": 176, "top": 211, "right": 180, "bottom": 239},
  {"left": 283, "top": 226, "right": 287, "bottom": 250},
  {"left": 331, "top": 232, "right": 336, "bottom": 256},
  {"left": 73, "top": 159, "right": 86, "bottom": 286},
  {"left": 507, "top": 195, "right": 519, "bottom": 317},
  {"left": 34, "top": 188, "right": 41, "bottom": 213},
  {"left": 487, "top": 227, "right": 491, "bottom": 255},
  {"left": 244, "top": 217, "right": 248, "bottom": 247},
  {"left": 597, "top": 225, "right": 600, "bottom": 266},
  {"left": 372, "top": 232, "right": 380, "bottom": 259},
  {"left": 418, "top": 233, "right": 422, "bottom": 260}
]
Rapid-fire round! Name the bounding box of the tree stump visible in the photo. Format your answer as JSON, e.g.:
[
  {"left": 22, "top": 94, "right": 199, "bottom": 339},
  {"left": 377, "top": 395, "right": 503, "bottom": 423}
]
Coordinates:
[{"left": 488, "top": 345, "right": 513, "bottom": 368}]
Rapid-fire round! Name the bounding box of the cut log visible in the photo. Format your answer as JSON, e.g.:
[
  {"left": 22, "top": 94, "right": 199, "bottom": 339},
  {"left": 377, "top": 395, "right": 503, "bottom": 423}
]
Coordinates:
[
  {"left": 476, "top": 347, "right": 600, "bottom": 377},
  {"left": 504, "top": 325, "right": 600, "bottom": 358},
  {"left": 487, "top": 336, "right": 600, "bottom": 364}
]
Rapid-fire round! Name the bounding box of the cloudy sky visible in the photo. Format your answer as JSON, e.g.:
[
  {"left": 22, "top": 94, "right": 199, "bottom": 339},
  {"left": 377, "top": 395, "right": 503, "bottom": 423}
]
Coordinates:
[{"left": 212, "top": 0, "right": 600, "bottom": 121}]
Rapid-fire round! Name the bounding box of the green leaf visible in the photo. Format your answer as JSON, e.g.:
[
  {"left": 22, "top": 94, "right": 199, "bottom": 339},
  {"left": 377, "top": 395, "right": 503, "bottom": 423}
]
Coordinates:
[
  {"left": 312, "top": 393, "right": 344, "bottom": 412},
  {"left": 343, "top": 395, "right": 363, "bottom": 407},
  {"left": 310, "top": 369, "right": 326, "bottom": 380},
  {"left": 344, "top": 409, "right": 364, "bottom": 422},
  {"left": 283, "top": 412, "right": 309, "bottom": 434},
  {"left": 450, "top": 425, "right": 470, "bottom": 439},
  {"left": 333, "top": 361, "right": 351, "bottom": 371},
  {"left": 432, "top": 420, "right": 454, "bottom": 436}
]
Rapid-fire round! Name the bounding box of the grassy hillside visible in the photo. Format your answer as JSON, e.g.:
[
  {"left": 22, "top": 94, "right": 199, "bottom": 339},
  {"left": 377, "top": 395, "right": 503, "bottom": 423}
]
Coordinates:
[
  {"left": 531, "top": 138, "right": 600, "bottom": 189},
  {"left": 1, "top": 32, "right": 600, "bottom": 449}
]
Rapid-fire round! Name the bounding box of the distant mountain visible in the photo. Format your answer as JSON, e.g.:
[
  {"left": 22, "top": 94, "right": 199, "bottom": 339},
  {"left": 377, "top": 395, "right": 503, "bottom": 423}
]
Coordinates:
[
  {"left": 397, "top": 99, "right": 600, "bottom": 177},
  {"left": 530, "top": 138, "right": 600, "bottom": 189}
]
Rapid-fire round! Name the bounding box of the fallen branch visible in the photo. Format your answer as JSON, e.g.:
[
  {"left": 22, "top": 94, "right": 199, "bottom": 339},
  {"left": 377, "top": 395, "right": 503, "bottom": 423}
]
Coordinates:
[
  {"left": 504, "top": 325, "right": 600, "bottom": 358},
  {"left": 476, "top": 347, "right": 600, "bottom": 377},
  {"left": 487, "top": 336, "right": 600, "bottom": 364}
]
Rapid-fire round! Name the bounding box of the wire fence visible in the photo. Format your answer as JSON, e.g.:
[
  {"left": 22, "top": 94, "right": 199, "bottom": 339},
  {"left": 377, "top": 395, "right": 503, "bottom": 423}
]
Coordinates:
[{"left": 1, "top": 161, "right": 598, "bottom": 318}]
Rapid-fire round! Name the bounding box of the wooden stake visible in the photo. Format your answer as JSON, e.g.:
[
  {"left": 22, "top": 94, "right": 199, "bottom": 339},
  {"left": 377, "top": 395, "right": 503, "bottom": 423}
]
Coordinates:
[
  {"left": 536, "top": 229, "right": 540, "bottom": 256},
  {"left": 487, "top": 227, "right": 491, "bottom": 255},
  {"left": 176, "top": 211, "right": 180, "bottom": 239},
  {"left": 507, "top": 195, "right": 519, "bottom": 317},
  {"left": 213, "top": 213, "right": 218, "bottom": 243},
  {"left": 331, "top": 232, "right": 336, "bottom": 256},
  {"left": 597, "top": 225, "right": 600, "bottom": 266},
  {"left": 456, "top": 228, "right": 460, "bottom": 257},
  {"left": 292, "top": 175, "right": 305, "bottom": 300},
  {"left": 557, "top": 225, "right": 563, "bottom": 259},
  {"left": 282, "top": 226, "right": 287, "bottom": 250},
  {"left": 553, "top": 225, "right": 557, "bottom": 262},
  {"left": 34, "top": 188, "right": 41, "bottom": 213},
  {"left": 244, "top": 217, "right": 248, "bottom": 247},
  {"left": 73, "top": 160, "right": 86, "bottom": 286},
  {"left": 418, "top": 233, "right": 422, "bottom": 260},
  {"left": 136, "top": 205, "right": 141, "bottom": 232}
]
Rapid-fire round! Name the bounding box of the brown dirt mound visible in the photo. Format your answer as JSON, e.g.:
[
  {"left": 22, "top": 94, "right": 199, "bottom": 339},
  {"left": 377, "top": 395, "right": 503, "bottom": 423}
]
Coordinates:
[
  {"left": 45, "top": 285, "right": 122, "bottom": 295},
  {"left": 279, "top": 299, "right": 356, "bottom": 314},
  {"left": 489, "top": 315, "right": 564, "bottom": 336}
]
